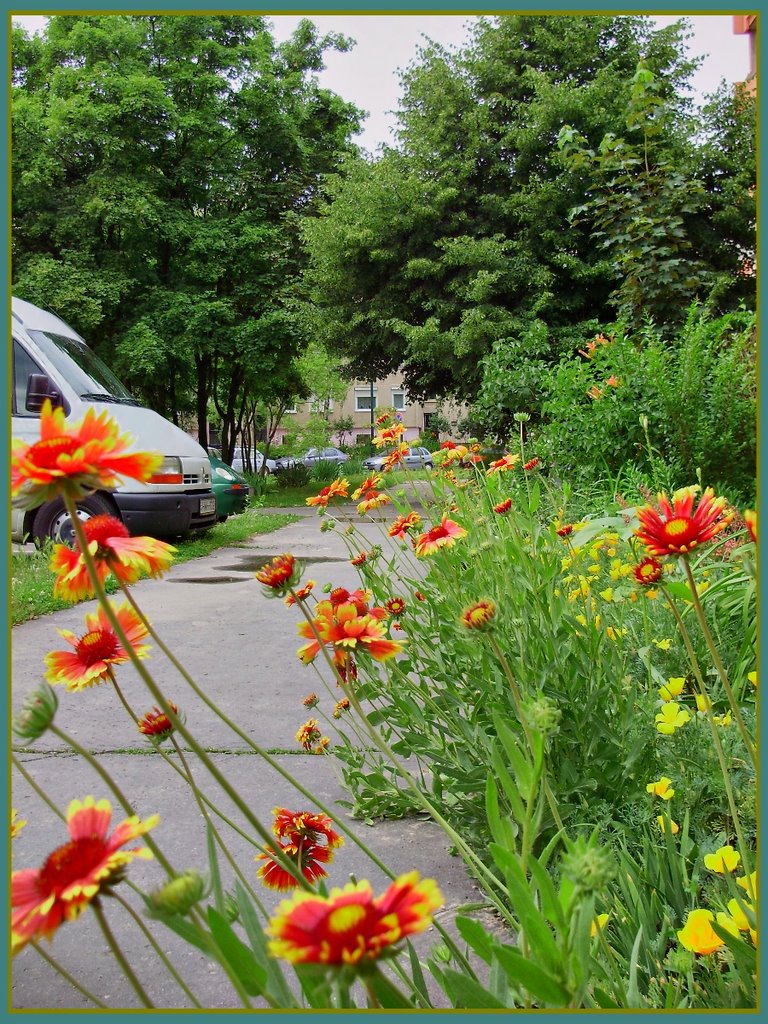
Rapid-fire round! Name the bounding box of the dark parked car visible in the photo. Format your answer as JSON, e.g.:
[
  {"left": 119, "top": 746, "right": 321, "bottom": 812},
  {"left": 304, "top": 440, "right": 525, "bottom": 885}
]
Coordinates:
[
  {"left": 362, "top": 446, "right": 433, "bottom": 471},
  {"left": 207, "top": 449, "right": 250, "bottom": 521}
]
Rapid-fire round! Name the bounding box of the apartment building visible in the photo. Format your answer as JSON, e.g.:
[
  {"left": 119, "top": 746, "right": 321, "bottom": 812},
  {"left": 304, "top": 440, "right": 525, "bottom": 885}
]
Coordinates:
[{"left": 280, "top": 370, "right": 468, "bottom": 447}]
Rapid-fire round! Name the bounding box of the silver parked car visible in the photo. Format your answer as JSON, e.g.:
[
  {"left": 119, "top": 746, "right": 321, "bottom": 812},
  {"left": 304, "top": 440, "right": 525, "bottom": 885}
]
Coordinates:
[
  {"left": 230, "top": 447, "right": 277, "bottom": 474},
  {"left": 362, "top": 446, "right": 433, "bottom": 471},
  {"left": 276, "top": 447, "right": 350, "bottom": 471}
]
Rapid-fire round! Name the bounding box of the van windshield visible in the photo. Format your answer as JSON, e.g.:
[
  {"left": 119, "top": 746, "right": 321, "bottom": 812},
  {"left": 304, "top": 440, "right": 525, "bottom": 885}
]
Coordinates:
[{"left": 28, "top": 330, "right": 141, "bottom": 405}]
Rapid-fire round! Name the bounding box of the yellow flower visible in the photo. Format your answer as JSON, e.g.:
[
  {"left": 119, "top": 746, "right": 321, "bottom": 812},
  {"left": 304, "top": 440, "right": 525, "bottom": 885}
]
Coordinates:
[
  {"left": 677, "top": 909, "right": 724, "bottom": 955},
  {"left": 588, "top": 563, "right": 602, "bottom": 576},
  {"left": 713, "top": 710, "right": 732, "bottom": 727},
  {"left": 653, "top": 638, "right": 673, "bottom": 651},
  {"left": 655, "top": 702, "right": 691, "bottom": 735},
  {"left": 644, "top": 588, "right": 659, "bottom": 600},
  {"left": 714, "top": 912, "right": 741, "bottom": 940},
  {"left": 747, "top": 671, "right": 757, "bottom": 687},
  {"left": 658, "top": 677, "right": 686, "bottom": 702},
  {"left": 725, "top": 898, "right": 753, "bottom": 932},
  {"left": 599, "top": 587, "right": 614, "bottom": 602},
  {"left": 695, "top": 693, "right": 712, "bottom": 714},
  {"left": 646, "top": 777, "right": 675, "bottom": 800},
  {"left": 590, "top": 913, "right": 610, "bottom": 938},
  {"left": 606, "top": 626, "right": 626, "bottom": 641},
  {"left": 11, "top": 809, "right": 27, "bottom": 840},
  {"left": 737, "top": 871, "right": 757, "bottom": 900},
  {"left": 703, "top": 845, "right": 741, "bottom": 874},
  {"left": 656, "top": 815, "right": 680, "bottom": 835}
]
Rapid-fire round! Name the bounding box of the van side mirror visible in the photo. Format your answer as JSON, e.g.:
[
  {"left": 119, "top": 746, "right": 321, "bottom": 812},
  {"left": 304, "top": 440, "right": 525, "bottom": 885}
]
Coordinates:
[{"left": 26, "top": 373, "right": 68, "bottom": 414}]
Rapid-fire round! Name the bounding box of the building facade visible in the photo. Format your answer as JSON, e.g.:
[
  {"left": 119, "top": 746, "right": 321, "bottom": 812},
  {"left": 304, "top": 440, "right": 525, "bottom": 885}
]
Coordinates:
[{"left": 279, "top": 370, "right": 469, "bottom": 447}]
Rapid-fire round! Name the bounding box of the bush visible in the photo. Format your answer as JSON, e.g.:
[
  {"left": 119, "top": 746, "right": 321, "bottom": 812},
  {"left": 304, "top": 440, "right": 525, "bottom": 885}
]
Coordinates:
[{"left": 275, "top": 463, "right": 310, "bottom": 488}]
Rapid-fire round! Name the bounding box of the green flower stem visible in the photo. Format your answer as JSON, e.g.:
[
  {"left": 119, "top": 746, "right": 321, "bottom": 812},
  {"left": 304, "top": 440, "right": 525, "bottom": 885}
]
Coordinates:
[
  {"left": 29, "top": 942, "right": 108, "bottom": 1008},
  {"left": 489, "top": 635, "right": 565, "bottom": 835},
  {"left": 660, "top": 587, "right": 752, "bottom": 879},
  {"left": 65, "top": 503, "right": 314, "bottom": 894},
  {"left": 91, "top": 897, "right": 155, "bottom": 1008},
  {"left": 12, "top": 754, "right": 66, "bottom": 823},
  {"left": 48, "top": 722, "right": 176, "bottom": 877},
  {"left": 294, "top": 602, "right": 515, "bottom": 927},
  {"left": 186, "top": 905, "right": 256, "bottom": 1009},
  {"left": 170, "top": 736, "right": 272, "bottom": 918},
  {"left": 110, "top": 891, "right": 202, "bottom": 1008},
  {"left": 681, "top": 556, "right": 755, "bottom": 765}
]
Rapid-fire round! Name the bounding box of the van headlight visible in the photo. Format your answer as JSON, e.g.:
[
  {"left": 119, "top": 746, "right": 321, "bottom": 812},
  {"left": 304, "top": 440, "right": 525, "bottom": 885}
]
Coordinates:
[{"left": 149, "top": 456, "right": 183, "bottom": 485}]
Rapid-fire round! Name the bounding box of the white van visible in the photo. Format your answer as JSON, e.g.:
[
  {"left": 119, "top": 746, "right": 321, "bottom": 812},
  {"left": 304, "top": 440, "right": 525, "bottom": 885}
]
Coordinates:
[{"left": 12, "top": 296, "right": 217, "bottom": 544}]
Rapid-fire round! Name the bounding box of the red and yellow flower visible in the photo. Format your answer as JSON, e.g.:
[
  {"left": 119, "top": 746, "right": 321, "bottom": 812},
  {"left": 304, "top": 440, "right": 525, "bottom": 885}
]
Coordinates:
[
  {"left": 11, "top": 796, "right": 157, "bottom": 953},
  {"left": 256, "top": 808, "right": 344, "bottom": 891},
  {"left": 522, "top": 457, "right": 540, "bottom": 471},
  {"left": 11, "top": 401, "right": 162, "bottom": 508},
  {"left": 44, "top": 603, "right": 150, "bottom": 692},
  {"left": 284, "top": 580, "right": 316, "bottom": 607},
  {"left": 351, "top": 551, "right": 367, "bottom": 566},
  {"left": 372, "top": 422, "right": 405, "bottom": 448},
  {"left": 743, "top": 509, "right": 756, "bottom": 543},
  {"left": 255, "top": 553, "right": 303, "bottom": 596},
  {"left": 385, "top": 597, "right": 406, "bottom": 616},
  {"left": 297, "top": 600, "right": 404, "bottom": 665},
  {"left": 388, "top": 512, "right": 422, "bottom": 539},
  {"left": 356, "top": 490, "right": 391, "bottom": 515},
  {"left": 634, "top": 556, "right": 663, "bottom": 587},
  {"left": 635, "top": 486, "right": 734, "bottom": 557},
  {"left": 296, "top": 719, "right": 322, "bottom": 751},
  {"left": 381, "top": 443, "right": 410, "bottom": 471},
  {"left": 266, "top": 871, "right": 443, "bottom": 965},
  {"left": 414, "top": 517, "right": 467, "bottom": 557},
  {"left": 50, "top": 515, "right": 175, "bottom": 602},
  {"left": 460, "top": 599, "right": 496, "bottom": 631},
  {"left": 137, "top": 703, "right": 180, "bottom": 743},
  {"left": 306, "top": 479, "right": 349, "bottom": 508},
  {"left": 486, "top": 453, "right": 520, "bottom": 475},
  {"left": 352, "top": 475, "right": 383, "bottom": 500},
  {"left": 493, "top": 499, "right": 512, "bottom": 515}
]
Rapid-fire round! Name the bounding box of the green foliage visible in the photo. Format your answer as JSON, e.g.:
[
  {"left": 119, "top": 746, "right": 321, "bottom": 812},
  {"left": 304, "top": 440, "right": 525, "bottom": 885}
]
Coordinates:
[
  {"left": 275, "top": 463, "right": 311, "bottom": 489},
  {"left": 533, "top": 305, "right": 756, "bottom": 503}
]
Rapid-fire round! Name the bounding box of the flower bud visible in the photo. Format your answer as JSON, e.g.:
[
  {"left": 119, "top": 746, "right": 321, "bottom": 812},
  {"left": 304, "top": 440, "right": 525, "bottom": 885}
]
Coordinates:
[
  {"left": 13, "top": 684, "right": 58, "bottom": 741},
  {"left": 147, "top": 870, "right": 207, "bottom": 917}
]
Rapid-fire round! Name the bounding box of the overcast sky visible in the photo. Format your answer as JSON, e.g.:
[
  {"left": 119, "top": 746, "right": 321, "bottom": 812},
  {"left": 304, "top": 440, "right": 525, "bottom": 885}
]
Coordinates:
[{"left": 13, "top": 13, "right": 751, "bottom": 154}]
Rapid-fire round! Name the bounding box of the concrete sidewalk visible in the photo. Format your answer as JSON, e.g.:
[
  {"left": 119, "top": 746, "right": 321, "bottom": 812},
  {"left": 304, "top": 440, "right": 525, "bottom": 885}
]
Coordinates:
[{"left": 11, "top": 504, "right": 486, "bottom": 1011}]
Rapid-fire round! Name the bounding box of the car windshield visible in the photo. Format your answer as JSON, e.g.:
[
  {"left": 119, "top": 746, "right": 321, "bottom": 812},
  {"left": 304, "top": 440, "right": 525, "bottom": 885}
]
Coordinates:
[{"left": 29, "top": 330, "right": 140, "bottom": 405}]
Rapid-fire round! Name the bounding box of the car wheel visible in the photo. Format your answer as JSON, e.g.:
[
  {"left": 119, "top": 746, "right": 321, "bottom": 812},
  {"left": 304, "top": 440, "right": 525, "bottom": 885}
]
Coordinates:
[
  {"left": 32, "top": 493, "right": 118, "bottom": 547},
  {"left": 426, "top": 462, "right": 433, "bottom": 470}
]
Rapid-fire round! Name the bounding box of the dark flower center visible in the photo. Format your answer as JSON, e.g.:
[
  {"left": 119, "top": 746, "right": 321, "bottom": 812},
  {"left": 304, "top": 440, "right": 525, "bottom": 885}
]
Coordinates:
[
  {"left": 28, "top": 436, "right": 79, "bottom": 469},
  {"left": 39, "top": 836, "right": 107, "bottom": 892},
  {"left": 75, "top": 629, "right": 119, "bottom": 665}
]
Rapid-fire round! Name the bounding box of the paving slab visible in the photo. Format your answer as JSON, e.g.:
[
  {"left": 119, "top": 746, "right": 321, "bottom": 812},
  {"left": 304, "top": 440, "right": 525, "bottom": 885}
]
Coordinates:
[{"left": 11, "top": 504, "right": 491, "bottom": 1013}]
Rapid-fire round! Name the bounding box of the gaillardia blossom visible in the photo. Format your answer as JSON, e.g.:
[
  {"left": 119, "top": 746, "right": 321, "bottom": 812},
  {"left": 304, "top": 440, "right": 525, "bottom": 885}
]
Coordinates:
[
  {"left": 11, "top": 797, "right": 157, "bottom": 953},
  {"left": 137, "top": 703, "right": 180, "bottom": 743},
  {"left": 351, "top": 476, "right": 383, "bottom": 500},
  {"left": 635, "top": 486, "right": 733, "bottom": 557},
  {"left": 486, "top": 453, "right": 520, "bottom": 475},
  {"left": 44, "top": 603, "right": 150, "bottom": 692},
  {"left": 414, "top": 517, "right": 467, "bottom": 557},
  {"left": 255, "top": 554, "right": 302, "bottom": 597},
  {"left": 266, "top": 871, "right": 443, "bottom": 965},
  {"left": 306, "top": 479, "right": 349, "bottom": 508},
  {"left": 460, "top": 600, "right": 496, "bottom": 631},
  {"left": 633, "top": 557, "right": 664, "bottom": 587},
  {"left": 12, "top": 401, "right": 162, "bottom": 508},
  {"left": 256, "top": 808, "right": 344, "bottom": 892},
  {"left": 297, "top": 601, "right": 404, "bottom": 665},
  {"left": 356, "top": 490, "right": 391, "bottom": 515},
  {"left": 388, "top": 512, "right": 422, "bottom": 539},
  {"left": 50, "top": 515, "right": 175, "bottom": 602},
  {"left": 494, "top": 499, "right": 512, "bottom": 515}
]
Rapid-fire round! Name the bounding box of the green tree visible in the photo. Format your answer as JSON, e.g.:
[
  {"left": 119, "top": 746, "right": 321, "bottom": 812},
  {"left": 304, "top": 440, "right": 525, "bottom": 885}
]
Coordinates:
[
  {"left": 301, "top": 15, "right": 703, "bottom": 404},
  {"left": 12, "top": 14, "right": 362, "bottom": 445}
]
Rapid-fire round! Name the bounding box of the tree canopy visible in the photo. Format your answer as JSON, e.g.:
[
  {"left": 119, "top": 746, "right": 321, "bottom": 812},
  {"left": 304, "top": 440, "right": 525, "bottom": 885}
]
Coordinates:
[
  {"left": 12, "top": 14, "right": 362, "bottom": 450},
  {"left": 300, "top": 14, "right": 755, "bottom": 425}
]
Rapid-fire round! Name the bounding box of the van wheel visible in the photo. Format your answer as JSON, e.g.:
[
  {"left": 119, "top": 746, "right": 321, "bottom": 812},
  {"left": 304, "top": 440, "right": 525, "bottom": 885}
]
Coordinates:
[{"left": 32, "top": 494, "right": 118, "bottom": 547}]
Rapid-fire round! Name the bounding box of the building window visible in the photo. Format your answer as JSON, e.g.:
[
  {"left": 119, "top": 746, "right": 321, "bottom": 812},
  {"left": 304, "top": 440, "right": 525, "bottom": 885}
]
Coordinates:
[
  {"left": 355, "top": 387, "right": 377, "bottom": 412},
  {"left": 310, "top": 395, "right": 334, "bottom": 414},
  {"left": 391, "top": 389, "right": 406, "bottom": 411},
  {"left": 356, "top": 432, "right": 372, "bottom": 447}
]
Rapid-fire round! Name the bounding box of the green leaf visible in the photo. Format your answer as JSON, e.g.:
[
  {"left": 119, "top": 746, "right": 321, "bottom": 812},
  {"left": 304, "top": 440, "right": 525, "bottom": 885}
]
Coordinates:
[
  {"left": 207, "top": 906, "right": 267, "bottom": 997},
  {"left": 206, "top": 823, "right": 225, "bottom": 915},
  {"left": 455, "top": 915, "right": 497, "bottom": 965},
  {"left": 152, "top": 910, "right": 214, "bottom": 954},
  {"left": 489, "top": 844, "right": 560, "bottom": 972},
  {"left": 626, "top": 925, "right": 645, "bottom": 1008},
  {"left": 494, "top": 945, "right": 571, "bottom": 1006},
  {"left": 490, "top": 747, "right": 527, "bottom": 826},
  {"left": 434, "top": 965, "right": 507, "bottom": 1008},
  {"left": 233, "top": 881, "right": 296, "bottom": 1007},
  {"left": 365, "top": 967, "right": 416, "bottom": 1008},
  {"left": 664, "top": 580, "right": 694, "bottom": 602}
]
